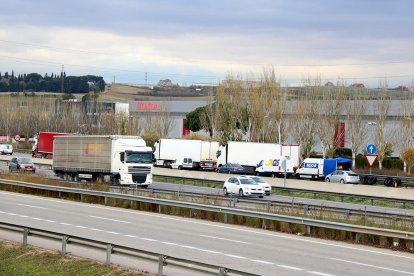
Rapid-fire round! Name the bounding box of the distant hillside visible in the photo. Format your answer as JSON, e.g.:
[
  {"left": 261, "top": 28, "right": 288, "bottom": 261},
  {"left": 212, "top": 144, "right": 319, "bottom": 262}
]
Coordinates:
[{"left": 0, "top": 71, "right": 105, "bottom": 93}]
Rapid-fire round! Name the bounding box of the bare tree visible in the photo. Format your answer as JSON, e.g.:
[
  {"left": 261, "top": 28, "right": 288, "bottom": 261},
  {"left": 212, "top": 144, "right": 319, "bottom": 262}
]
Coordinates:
[
  {"left": 397, "top": 81, "right": 414, "bottom": 172},
  {"left": 374, "top": 82, "right": 391, "bottom": 170},
  {"left": 346, "top": 87, "right": 368, "bottom": 168}
]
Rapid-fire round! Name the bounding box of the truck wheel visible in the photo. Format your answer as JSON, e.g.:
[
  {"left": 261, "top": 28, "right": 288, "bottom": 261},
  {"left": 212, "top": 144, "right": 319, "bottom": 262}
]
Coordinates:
[
  {"left": 178, "top": 166, "right": 182, "bottom": 170},
  {"left": 326, "top": 178, "right": 330, "bottom": 182},
  {"left": 112, "top": 176, "right": 120, "bottom": 186},
  {"left": 73, "top": 174, "right": 79, "bottom": 182},
  {"left": 223, "top": 187, "right": 228, "bottom": 196},
  {"left": 340, "top": 179, "right": 345, "bottom": 184}
]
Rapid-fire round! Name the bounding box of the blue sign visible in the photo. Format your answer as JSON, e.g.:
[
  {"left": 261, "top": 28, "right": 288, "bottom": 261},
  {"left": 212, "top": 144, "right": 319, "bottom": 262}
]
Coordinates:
[
  {"left": 305, "top": 163, "right": 319, "bottom": 169},
  {"left": 366, "top": 144, "right": 377, "bottom": 154}
]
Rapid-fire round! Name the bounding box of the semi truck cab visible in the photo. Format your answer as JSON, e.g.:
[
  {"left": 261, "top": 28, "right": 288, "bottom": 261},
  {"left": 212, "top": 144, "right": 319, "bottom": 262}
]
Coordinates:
[{"left": 115, "top": 148, "right": 154, "bottom": 186}]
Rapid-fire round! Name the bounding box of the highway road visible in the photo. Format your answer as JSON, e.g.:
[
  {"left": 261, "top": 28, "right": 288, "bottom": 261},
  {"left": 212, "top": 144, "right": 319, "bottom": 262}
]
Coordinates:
[{"left": 1, "top": 191, "right": 414, "bottom": 275}]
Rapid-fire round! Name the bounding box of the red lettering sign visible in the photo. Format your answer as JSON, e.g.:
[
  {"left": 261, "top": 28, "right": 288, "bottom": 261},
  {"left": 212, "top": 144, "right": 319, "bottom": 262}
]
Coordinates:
[{"left": 136, "top": 102, "right": 160, "bottom": 111}]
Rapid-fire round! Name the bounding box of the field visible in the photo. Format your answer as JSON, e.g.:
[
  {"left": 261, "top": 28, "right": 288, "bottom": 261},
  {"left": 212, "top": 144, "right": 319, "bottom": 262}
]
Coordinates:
[{"left": 100, "top": 84, "right": 214, "bottom": 103}]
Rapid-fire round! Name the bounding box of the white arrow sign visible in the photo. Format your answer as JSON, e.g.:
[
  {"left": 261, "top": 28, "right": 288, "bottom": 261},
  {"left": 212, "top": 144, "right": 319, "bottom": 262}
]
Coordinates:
[{"left": 366, "top": 154, "right": 378, "bottom": 168}]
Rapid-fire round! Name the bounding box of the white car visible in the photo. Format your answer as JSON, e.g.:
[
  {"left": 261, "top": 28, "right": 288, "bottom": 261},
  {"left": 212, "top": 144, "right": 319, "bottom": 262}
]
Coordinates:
[
  {"left": 247, "top": 176, "right": 272, "bottom": 196},
  {"left": 223, "top": 176, "right": 264, "bottom": 198},
  {"left": 325, "top": 170, "right": 360, "bottom": 184},
  {"left": 0, "top": 144, "right": 13, "bottom": 155}
]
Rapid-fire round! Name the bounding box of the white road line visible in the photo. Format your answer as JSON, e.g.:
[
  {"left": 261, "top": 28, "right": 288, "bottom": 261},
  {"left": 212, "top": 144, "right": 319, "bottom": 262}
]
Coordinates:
[
  {"left": 44, "top": 220, "right": 56, "bottom": 223},
  {"left": 308, "top": 271, "right": 334, "bottom": 276},
  {"left": 225, "top": 254, "right": 247, "bottom": 259},
  {"left": 180, "top": 245, "right": 198, "bottom": 249},
  {"left": 89, "top": 215, "right": 131, "bottom": 224},
  {"left": 31, "top": 217, "right": 42, "bottom": 220},
  {"left": 106, "top": 231, "right": 120, "bottom": 235},
  {"left": 141, "top": 238, "right": 157, "bottom": 242},
  {"left": 59, "top": 222, "right": 72, "bottom": 226},
  {"left": 75, "top": 225, "right": 88, "bottom": 229},
  {"left": 251, "top": 259, "right": 274, "bottom": 265},
  {"left": 199, "top": 249, "right": 221, "bottom": 254},
  {"left": 161, "top": 241, "right": 178, "bottom": 246},
  {"left": 7, "top": 213, "right": 17, "bottom": 216},
  {"left": 18, "top": 215, "right": 28, "bottom": 218},
  {"left": 331, "top": 258, "right": 414, "bottom": 275},
  {"left": 89, "top": 228, "right": 104, "bottom": 232},
  {"left": 18, "top": 204, "right": 47, "bottom": 209},
  {"left": 124, "top": 234, "right": 138, "bottom": 238},
  {"left": 199, "top": 234, "right": 251, "bottom": 244},
  {"left": 277, "top": 265, "right": 303, "bottom": 271}
]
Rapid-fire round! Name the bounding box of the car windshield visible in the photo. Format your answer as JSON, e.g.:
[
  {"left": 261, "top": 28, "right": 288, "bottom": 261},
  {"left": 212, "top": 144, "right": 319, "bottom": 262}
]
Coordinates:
[
  {"left": 231, "top": 164, "right": 242, "bottom": 168},
  {"left": 239, "top": 178, "right": 257, "bottom": 185},
  {"left": 126, "top": 152, "right": 153, "bottom": 164},
  {"left": 18, "top": 158, "right": 33, "bottom": 164},
  {"left": 250, "top": 177, "right": 265, "bottom": 183}
]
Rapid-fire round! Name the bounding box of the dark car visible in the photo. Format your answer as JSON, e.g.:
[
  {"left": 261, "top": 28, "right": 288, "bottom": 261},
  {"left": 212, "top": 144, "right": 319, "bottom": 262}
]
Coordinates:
[
  {"left": 217, "top": 163, "right": 246, "bottom": 174},
  {"left": 9, "top": 157, "right": 36, "bottom": 173}
]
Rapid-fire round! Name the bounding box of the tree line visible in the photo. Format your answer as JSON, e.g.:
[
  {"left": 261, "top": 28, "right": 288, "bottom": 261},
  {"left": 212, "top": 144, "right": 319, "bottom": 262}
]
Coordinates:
[
  {"left": 185, "top": 70, "right": 414, "bottom": 172},
  {"left": 0, "top": 71, "right": 105, "bottom": 93}
]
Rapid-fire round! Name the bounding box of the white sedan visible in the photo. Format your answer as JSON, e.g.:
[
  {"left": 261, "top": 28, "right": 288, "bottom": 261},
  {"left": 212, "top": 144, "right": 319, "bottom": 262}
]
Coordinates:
[
  {"left": 223, "top": 176, "right": 264, "bottom": 198},
  {"left": 247, "top": 176, "right": 272, "bottom": 196}
]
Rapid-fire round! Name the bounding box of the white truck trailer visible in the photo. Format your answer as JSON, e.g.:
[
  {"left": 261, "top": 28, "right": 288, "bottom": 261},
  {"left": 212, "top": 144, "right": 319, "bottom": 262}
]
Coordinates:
[
  {"left": 53, "top": 135, "right": 153, "bottom": 186},
  {"left": 217, "top": 141, "right": 300, "bottom": 174},
  {"left": 153, "top": 139, "right": 219, "bottom": 170}
]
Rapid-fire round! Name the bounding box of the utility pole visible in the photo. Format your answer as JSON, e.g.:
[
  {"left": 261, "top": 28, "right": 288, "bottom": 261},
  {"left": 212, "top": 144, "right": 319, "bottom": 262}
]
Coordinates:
[
  {"left": 60, "top": 64, "right": 64, "bottom": 93},
  {"left": 113, "top": 76, "right": 116, "bottom": 84},
  {"left": 145, "top": 72, "right": 148, "bottom": 86}
]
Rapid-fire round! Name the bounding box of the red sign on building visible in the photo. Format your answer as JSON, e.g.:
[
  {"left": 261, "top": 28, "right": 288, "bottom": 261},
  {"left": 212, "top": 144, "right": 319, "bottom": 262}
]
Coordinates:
[
  {"left": 182, "top": 118, "right": 190, "bottom": 137},
  {"left": 334, "top": 122, "right": 345, "bottom": 148},
  {"left": 136, "top": 102, "right": 160, "bottom": 111}
]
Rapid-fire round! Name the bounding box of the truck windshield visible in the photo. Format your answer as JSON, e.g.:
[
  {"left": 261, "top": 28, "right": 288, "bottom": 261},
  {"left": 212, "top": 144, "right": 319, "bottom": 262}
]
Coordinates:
[{"left": 126, "top": 152, "right": 153, "bottom": 164}]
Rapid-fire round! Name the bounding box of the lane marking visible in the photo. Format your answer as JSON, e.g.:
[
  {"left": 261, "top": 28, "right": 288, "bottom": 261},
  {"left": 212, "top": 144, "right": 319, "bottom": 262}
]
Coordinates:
[
  {"left": 124, "top": 234, "right": 138, "bottom": 238},
  {"left": 44, "top": 220, "right": 56, "bottom": 223},
  {"left": 199, "top": 249, "right": 221, "bottom": 254},
  {"left": 141, "top": 238, "right": 157, "bottom": 242},
  {"left": 4, "top": 191, "right": 414, "bottom": 263},
  {"left": 59, "top": 222, "right": 72, "bottom": 226},
  {"left": 252, "top": 259, "right": 274, "bottom": 265},
  {"left": 89, "top": 215, "right": 131, "bottom": 224},
  {"left": 75, "top": 225, "right": 88, "bottom": 229},
  {"left": 278, "top": 265, "right": 303, "bottom": 271},
  {"left": 106, "top": 231, "right": 120, "bottom": 235},
  {"left": 89, "top": 228, "right": 104, "bottom": 232},
  {"left": 308, "top": 271, "right": 334, "bottom": 276},
  {"left": 225, "top": 254, "right": 247, "bottom": 259},
  {"left": 180, "top": 245, "right": 198, "bottom": 250},
  {"left": 161, "top": 241, "right": 178, "bottom": 246},
  {"left": 31, "top": 217, "right": 42, "bottom": 220},
  {"left": 7, "top": 213, "right": 17, "bottom": 216},
  {"left": 331, "top": 258, "right": 414, "bottom": 275},
  {"left": 199, "top": 234, "right": 251, "bottom": 244},
  {"left": 18, "top": 204, "right": 47, "bottom": 210},
  {"left": 18, "top": 215, "right": 28, "bottom": 218}
]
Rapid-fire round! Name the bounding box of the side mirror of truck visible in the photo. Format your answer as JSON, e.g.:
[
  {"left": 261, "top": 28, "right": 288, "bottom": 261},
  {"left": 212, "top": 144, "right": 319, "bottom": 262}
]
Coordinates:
[{"left": 120, "top": 152, "right": 125, "bottom": 162}]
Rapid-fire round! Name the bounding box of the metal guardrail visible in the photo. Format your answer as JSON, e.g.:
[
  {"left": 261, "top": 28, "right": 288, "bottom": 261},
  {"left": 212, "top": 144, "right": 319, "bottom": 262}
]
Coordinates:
[
  {"left": 0, "top": 221, "right": 255, "bottom": 276},
  {"left": 1, "top": 178, "right": 413, "bottom": 243},
  {"left": 126, "top": 186, "right": 414, "bottom": 226},
  {"left": 154, "top": 174, "right": 414, "bottom": 208}
]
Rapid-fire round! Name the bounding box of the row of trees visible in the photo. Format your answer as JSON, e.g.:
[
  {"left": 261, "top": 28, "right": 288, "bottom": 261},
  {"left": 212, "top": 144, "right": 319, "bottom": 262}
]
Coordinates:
[
  {"left": 0, "top": 71, "right": 105, "bottom": 93},
  {"left": 185, "top": 70, "right": 414, "bottom": 171}
]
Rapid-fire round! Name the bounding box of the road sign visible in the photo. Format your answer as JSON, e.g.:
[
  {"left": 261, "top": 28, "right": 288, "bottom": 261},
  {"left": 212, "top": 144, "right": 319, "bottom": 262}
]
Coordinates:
[
  {"left": 366, "top": 154, "right": 378, "bottom": 168},
  {"left": 14, "top": 134, "right": 20, "bottom": 141},
  {"left": 366, "top": 144, "right": 377, "bottom": 154}
]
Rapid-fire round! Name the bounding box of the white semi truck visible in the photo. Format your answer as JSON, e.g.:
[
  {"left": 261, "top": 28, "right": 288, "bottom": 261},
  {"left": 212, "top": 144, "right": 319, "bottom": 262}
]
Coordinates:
[
  {"left": 217, "top": 141, "right": 300, "bottom": 174},
  {"left": 53, "top": 135, "right": 153, "bottom": 186},
  {"left": 153, "top": 139, "right": 219, "bottom": 170}
]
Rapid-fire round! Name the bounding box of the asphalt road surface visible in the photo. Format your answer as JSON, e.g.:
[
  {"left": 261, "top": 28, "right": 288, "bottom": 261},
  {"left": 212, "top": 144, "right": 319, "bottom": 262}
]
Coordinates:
[{"left": 0, "top": 191, "right": 413, "bottom": 275}]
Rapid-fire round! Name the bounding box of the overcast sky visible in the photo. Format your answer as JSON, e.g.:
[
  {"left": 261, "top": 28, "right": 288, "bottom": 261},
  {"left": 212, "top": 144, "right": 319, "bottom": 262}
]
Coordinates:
[{"left": 0, "top": 0, "right": 413, "bottom": 87}]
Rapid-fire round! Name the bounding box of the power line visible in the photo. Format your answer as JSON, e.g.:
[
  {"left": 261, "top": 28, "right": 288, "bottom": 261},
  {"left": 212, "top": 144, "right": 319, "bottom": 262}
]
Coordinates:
[{"left": 1, "top": 38, "right": 414, "bottom": 67}]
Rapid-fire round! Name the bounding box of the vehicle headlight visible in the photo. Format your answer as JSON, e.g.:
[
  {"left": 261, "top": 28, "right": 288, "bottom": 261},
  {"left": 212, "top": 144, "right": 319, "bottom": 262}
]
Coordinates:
[{"left": 20, "top": 165, "right": 25, "bottom": 168}]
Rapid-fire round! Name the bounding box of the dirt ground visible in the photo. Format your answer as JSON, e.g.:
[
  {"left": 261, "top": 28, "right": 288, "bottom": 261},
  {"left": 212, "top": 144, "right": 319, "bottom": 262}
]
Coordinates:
[{"left": 101, "top": 84, "right": 213, "bottom": 102}]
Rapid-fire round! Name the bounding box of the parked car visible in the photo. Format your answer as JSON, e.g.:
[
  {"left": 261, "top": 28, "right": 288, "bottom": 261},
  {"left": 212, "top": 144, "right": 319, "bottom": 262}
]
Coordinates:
[
  {"left": 247, "top": 176, "right": 272, "bottom": 196},
  {"left": 8, "top": 157, "right": 36, "bottom": 173},
  {"left": 325, "top": 170, "right": 360, "bottom": 184},
  {"left": 223, "top": 176, "right": 264, "bottom": 198},
  {"left": 171, "top": 157, "right": 194, "bottom": 170},
  {"left": 0, "top": 144, "right": 13, "bottom": 155},
  {"left": 217, "top": 163, "right": 246, "bottom": 174}
]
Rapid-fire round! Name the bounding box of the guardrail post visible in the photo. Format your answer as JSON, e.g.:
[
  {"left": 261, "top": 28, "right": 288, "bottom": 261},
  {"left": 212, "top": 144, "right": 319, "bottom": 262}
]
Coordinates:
[
  {"left": 158, "top": 255, "right": 167, "bottom": 276},
  {"left": 340, "top": 196, "right": 344, "bottom": 202},
  {"left": 392, "top": 215, "right": 396, "bottom": 226},
  {"left": 106, "top": 244, "right": 113, "bottom": 264},
  {"left": 224, "top": 213, "right": 228, "bottom": 224},
  {"left": 403, "top": 202, "right": 406, "bottom": 209},
  {"left": 262, "top": 219, "right": 266, "bottom": 229},
  {"left": 355, "top": 233, "right": 360, "bottom": 243},
  {"left": 303, "top": 205, "right": 308, "bottom": 216},
  {"left": 371, "top": 199, "right": 373, "bottom": 206},
  {"left": 306, "top": 225, "right": 311, "bottom": 236},
  {"left": 158, "top": 205, "right": 162, "bottom": 213},
  {"left": 104, "top": 196, "right": 108, "bottom": 205},
  {"left": 80, "top": 194, "right": 83, "bottom": 202},
  {"left": 313, "top": 193, "right": 316, "bottom": 199},
  {"left": 61, "top": 235, "right": 69, "bottom": 255},
  {"left": 219, "top": 267, "right": 226, "bottom": 276},
  {"left": 189, "top": 209, "right": 193, "bottom": 218},
  {"left": 23, "top": 228, "right": 29, "bottom": 246}
]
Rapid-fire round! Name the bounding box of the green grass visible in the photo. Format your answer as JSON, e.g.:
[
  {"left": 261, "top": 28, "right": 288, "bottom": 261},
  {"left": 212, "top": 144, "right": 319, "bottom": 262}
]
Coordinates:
[{"left": 0, "top": 240, "right": 148, "bottom": 276}]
